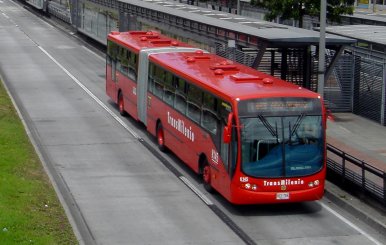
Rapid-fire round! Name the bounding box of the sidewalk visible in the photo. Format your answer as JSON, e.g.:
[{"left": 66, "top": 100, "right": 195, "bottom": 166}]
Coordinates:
[
  {"left": 325, "top": 113, "right": 386, "bottom": 234},
  {"left": 327, "top": 113, "right": 386, "bottom": 171}
]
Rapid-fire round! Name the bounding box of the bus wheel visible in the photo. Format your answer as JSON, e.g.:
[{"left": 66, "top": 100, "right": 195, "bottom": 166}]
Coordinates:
[
  {"left": 118, "top": 92, "right": 126, "bottom": 116},
  {"left": 156, "top": 123, "right": 166, "bottom": 152},
  {"left": 203, "top": 161, "right": 214, "bottom": 193}
]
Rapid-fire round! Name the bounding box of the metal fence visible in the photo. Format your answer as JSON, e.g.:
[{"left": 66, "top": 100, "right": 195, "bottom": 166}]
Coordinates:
[
  {"left": 324, "top": 53, "right": 354, "bottom": 112},
  {"left": 353, "top": 54, "right": 386, "bottom": 126},
  {"left": 327, "top": 144, "right": 386, "bottom": 206},
  {"left": 48, "top": 1, "right": 71, "bottom": 24}
]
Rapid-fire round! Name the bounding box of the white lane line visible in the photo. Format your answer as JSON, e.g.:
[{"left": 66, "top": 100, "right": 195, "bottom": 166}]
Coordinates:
[
  {"left": 2, "top": 13, "right": 9, "bottom": 19},
  {"left": 40, "top": 43, "right": 382, "bottom": 244},
  {"left": 338, "top": 125, "right": 351, "bottom": 134},
  {"left": 180, "top": 176, "right": 213, "bottom": 206},
  {"left": 81, "top": 45, "right": 105, "bottom": 62},
  {"left": 37, "top": 46, "right": 140, "bottom": 140},
  {"left": 319, "top": 201, "right": 383, "bottom": 245},
  {"left": 0, "top": 73, "right": 86, "bottom": 245},
  {"left": 39, "top": 44, "right": 214, "bottom": 208}
]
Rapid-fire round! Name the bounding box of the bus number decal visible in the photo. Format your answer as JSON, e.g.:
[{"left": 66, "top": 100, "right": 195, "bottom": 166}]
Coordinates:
[{"left": 211, "top": 149, "right": 219, "bottom": 165}]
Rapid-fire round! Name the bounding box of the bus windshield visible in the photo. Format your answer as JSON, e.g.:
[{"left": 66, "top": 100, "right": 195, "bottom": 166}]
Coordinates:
[{"left": 239, "top": 98, "right": 324, "bottom": 178}]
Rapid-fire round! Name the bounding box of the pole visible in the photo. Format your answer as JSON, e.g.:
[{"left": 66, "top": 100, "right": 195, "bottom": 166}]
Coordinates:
[
  {"left": 373, "top": 0, "right": 376, "bottom": 13},
  {"left": 318, "top": 0, "right": 326, "bottom": 96}
]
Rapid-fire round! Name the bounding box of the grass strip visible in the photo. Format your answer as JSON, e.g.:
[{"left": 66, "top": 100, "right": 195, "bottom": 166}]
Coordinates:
[{"left": 0, "top": 80, "right": 78, "bottom": 244}]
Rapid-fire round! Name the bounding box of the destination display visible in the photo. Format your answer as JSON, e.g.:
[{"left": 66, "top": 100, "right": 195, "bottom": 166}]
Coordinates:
[{"left": 238, "top": 97, "right": 322, "bottom": 116}]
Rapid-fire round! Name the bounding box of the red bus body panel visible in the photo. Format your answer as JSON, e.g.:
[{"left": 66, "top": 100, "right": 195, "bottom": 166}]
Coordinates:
[
  {"left": 229, "top": 171, "right": 326, "bottom": 204},
  {"left": 106, "top": 31, "right": 192, "bottom": 121},
  {"left": 146, "top": 95, "right": 232, "bottom": 198},
  {"left": 106, "top": 31, "right": 327, "bottom": 205}
]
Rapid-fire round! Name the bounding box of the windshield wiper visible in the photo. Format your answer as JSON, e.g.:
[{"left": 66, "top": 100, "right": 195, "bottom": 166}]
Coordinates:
[
  {"left": 258, "top": 115, "right": 277, "bottom": 137},
  {"left": 290, "top": 113, "right": 305, "bottom": 137}
]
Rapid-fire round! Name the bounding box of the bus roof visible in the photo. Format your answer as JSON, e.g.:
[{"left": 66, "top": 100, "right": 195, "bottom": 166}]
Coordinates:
[
  {"left": 149, "top": 52, "right": 320, "bottom": 101},
  {"left": 107, "top": 31, "right": 192, "bottom": 51}
]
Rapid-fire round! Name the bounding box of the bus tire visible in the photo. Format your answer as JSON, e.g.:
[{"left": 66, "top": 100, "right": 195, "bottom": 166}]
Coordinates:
[
  {"left": 118, "top": 92, "right": 126, "bottom": 116},
  {"left": 202, "top": 160, "right": 214, "bottom": 193},
  {"left": 156, "top": 122, "right": 166, "bottom": 152}
]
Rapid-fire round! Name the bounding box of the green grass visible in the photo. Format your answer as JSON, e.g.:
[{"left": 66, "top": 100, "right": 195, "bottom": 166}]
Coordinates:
[{"left": 0, "top": 80, "right": 78, "bottom": 244}]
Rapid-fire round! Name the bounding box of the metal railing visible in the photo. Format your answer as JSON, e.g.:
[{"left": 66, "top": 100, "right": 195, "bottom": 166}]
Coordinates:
[{"left": 327, "top": 143, "right": 386, "bottom": 206}]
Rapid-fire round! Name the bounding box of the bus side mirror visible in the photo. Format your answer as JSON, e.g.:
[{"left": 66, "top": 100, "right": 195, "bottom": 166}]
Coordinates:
[{"left": 223, "top": 112, "right": 233, "bottom": 144}]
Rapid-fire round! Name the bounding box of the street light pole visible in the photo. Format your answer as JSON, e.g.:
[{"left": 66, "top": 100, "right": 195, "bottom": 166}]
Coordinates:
[
  {"left": 318, "top": 0, "right": 326, "bottom": 97},
  {"left": 373, "top": 0, "right": 377, "bottom": 13}
]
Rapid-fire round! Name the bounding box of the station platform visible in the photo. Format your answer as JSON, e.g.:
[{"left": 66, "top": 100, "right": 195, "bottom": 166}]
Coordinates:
[
  {"left": 325, "top": 113, "right": 386, "bottom": 234},
  {"left": 327, "top": 113, "right": 386, "bottom": 171}
]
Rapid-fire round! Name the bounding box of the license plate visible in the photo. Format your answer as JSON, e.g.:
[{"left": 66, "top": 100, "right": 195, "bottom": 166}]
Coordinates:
[{"left": 276, "top": 192, "right": 290, "bottom": 200}]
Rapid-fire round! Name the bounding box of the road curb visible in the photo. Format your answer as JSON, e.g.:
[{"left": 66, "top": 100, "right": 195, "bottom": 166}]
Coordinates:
[{"left": 0, "top": 70, "right": 93, "bottom": 245}]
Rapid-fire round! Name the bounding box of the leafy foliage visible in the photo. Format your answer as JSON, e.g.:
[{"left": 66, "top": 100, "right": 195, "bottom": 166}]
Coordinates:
[{"left": 251, "top": 0, "right": 355, "bottom": 27}]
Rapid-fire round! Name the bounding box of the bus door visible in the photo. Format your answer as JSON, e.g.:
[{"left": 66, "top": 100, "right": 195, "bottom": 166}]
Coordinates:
[
  {"left": 217, "top": 117, "right": 237, "bottom": 195},
  {"left": 106, "top": 50, "right": 118, "bottom": 102},
  {"left": 209, "top": 103, "right": 236, "bottom": 196},
  {"left": 107, "top": 40, "right": 120, "bottom": 102}
]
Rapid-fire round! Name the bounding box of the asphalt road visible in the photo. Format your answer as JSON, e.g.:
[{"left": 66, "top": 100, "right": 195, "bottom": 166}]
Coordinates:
[{"left": 0, "top": 0, "right": 385, "bottom": 244}]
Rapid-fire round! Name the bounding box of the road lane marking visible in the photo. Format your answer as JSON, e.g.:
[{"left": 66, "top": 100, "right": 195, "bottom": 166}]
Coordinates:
[
  {"left": 38, "top": 45, "right": 214, "bottom": 208},
  {"left": 319, "top": 201, "right": 383, "bottom": 245},
  {"left": 39, "top": 40, "right": 382, "bottom": 245},
  {"left": 180, "top": 176, "right": 213, "bottom": 205},
  {"left": 338, "top": 125, "right": 351, "bottom": 134},
  {"left": 82, "top": 45, "right": 105, "bottom": 62},
  {"left": 37, "top": 44, "right": 258, "bottom": 245},
  {"left": 37, "top": 45, "right": 140, "bottom": 140}
]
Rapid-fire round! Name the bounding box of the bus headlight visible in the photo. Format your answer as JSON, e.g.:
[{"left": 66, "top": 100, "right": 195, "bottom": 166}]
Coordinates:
[
  {"left": 241, "top": 183, "right": 258, "bottom": 191},
  {"left": 308, "top": 180, "right": 320, "bottom": 188}
]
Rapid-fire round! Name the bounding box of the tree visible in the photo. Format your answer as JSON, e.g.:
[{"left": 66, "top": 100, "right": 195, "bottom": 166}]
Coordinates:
[{"left": 250, "top": 0, "right": 355, "bottom": 28}]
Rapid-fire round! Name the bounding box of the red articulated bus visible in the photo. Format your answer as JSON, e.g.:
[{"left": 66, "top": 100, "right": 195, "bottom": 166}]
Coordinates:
[{"left": 106, "top": 31, "right": 327, "bottom": 205}]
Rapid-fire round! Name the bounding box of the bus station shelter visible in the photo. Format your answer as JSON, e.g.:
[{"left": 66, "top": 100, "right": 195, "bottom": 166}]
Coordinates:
[
  {"left": 326, "top": 25, "right": 386, "bottom": 125},
  {"left": 70, "top": 0, "right": 355, "bottom": 94}
]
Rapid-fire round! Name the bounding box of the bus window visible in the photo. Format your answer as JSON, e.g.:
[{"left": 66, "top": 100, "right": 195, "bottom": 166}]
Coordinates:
[
  {"left": 230, "top": 119, "right": 238, "bottom": 176},
  {"left": 148, "top": 63, "right": 155, "bottom": 93},
  {"left": 187, "top": 84, "right": 202, "bottom": 123},
  {"left": 107, "top": 40, "right": 118, "bottom": 60},
  {"left": 128, "top": 52, "right": 137, "bottom": 81},
  {"left": 202, "top": 93, "right": 218, "bottom": 134},
  {"left": 153, "top": 65, "right": 165, "bottom": 99},
  {"left": 111, "top": 62, "right": 117, "bottom": 82},
  {"left": 119, "top": 47, "right": 129, "bottom": 78},
  {"left": 116, "top": 59, "right": 122, "bottom": 78},
  {"left": 164, "top": 72, "right": 175, "bottom": 106},
  {"left": 218, "top": 100, "right": 233, "bottom": 174},
  {"left": 175, "top": 78, "right": 187, "bottom": 114},
  {"left": 219, "top": 100, "right": 232, "bottom": 124},
  {"left": 220, "top": 129, "right": 229, "bottom": 171},
  {"left": 221, "top": 115, "right": 238, "bottom": 177},
  {"left": 107, "top": 41, "right": 118, "bottom": 82}
]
